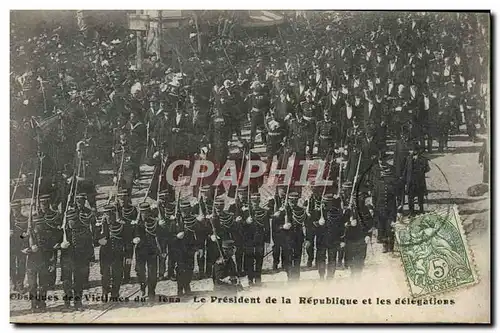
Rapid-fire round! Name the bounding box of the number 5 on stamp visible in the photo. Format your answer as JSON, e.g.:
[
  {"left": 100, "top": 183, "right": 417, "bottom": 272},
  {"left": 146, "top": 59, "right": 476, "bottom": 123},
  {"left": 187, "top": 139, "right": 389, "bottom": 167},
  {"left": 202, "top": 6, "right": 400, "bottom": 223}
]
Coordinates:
[{"left": 395, "top": 206, "right": 478, "bottom": 298}]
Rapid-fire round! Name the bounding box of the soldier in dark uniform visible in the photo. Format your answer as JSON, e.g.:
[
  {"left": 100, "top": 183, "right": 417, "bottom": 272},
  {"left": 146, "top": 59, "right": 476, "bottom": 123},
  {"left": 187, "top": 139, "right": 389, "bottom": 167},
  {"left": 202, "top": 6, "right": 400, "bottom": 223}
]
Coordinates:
[
  {"left": 126, "top": 111, "right": 147, "bottom": 182},
  {"left": 133, "top": 202, "right": 160, "bottom": 299},
  {"left": 247, "top": 82, "right": 269, "bottom": 148},
  {"left": 212, "top": 239, "right": 242, "bottom": 295},
  {"left": 38, "top": 194, "right": 62, "bottom": 289},
  {"left": 374, "top": 159, "right": 398, "bottom": 253},
  {"left": 60, "top": 208, "right": 94, "bottom": 310},
  {"left": 208, "top": 103, "right": 232, "bottom": 183},
  {"left": 436, "top": 97, "right": 451, "bottom": 153},
  {"left": 264, "top": 109, "right": 287, "bottom": 175},
  {"left": 117, "top": 190, "right": 138, "bottom": 284},
  {"left": 300, "top": 92, "right": 320, "bottom": 158},
  {"left": 209, "top": 197, "right": 237, "bottom": 247},
  {"left": 344, "top": 119, "right": 364, "bottom": 183},
  {"left": 96, "top": 205, "right": 127, "bottom": 299},
  {"left": 270, "top": 185, "right": 287, "bottom": 271},
  {"left": 282, "top": 192, "right": 310, "bottom": 281},
  {"left": 310, "top": 193, "right": 345, "bottom": 279},
  {"left": 314, "top": 109, "right": 339, "bottom": 158},
  {"left": 10, "top": 200, "right": 28, "bottom": 292},
  {"left": 171, "top": 200, "right": 201, "bottom": 296},
  {"left": 464, "top": 91, "right": 479, "bottom": 142},
  {"left": 479, "top": 139, "right": 489, "bottom": 184},
  {"left": 241, "top": 193, "right": 271, "bottom": 286},
  {"left": 403, "top": 145, "right": 430, "bottom": 215},
  {"left": 156, "top": 189, "right": 176, "bottom": 281},
  {"left": 394, "top": 126, "right": 411, "bottom": 209},
  {"left": 287, "top": 110, "right": 309, "bottom": 190},
  {"left": 304, "top": 186, "right": 322, "bottom": 268},
  {"left": 231, "top": 186, "right": 251, "bottom": 277},
  {"left": 343, "top": 203, "right": 373, "bottom": 277}
]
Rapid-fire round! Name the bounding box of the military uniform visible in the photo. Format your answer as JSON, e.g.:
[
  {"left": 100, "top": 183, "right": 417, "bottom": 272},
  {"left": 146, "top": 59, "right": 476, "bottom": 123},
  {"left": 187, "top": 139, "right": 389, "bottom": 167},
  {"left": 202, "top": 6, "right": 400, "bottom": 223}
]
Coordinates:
[
  {"left": 240, "top": 193, "right": 270, "bottom": 286},
  {"left": 212, "top": 240, "right": 241, "bottom": 295},
  {"left": 38, "top": 195, "right": 62, "bottom": 289},
  {"left": 171, "top": 200, "right": 203, "bottom": 296},
  {"left": 344, "top": 202, "right": 373, "bottom": 276},
  {"left": 60, "top": 208, "right": 94, "bottom": 310},
  {"left": 133, "top": 202, "right": 160, "bottom": 299},
  {"left": 403, "top": 149, "right": 430, "bottom": 214},
  {"left": 310, "top": 194, "right": 345, "bottom": 279},
  {"left": 314, "top": 114, "right": 339, "bottom": 158},
  {"left": 270, "top": 189, "right": 287, "bottom": 271},
  {"left": 300, "top": 99, "right": 319, "bottom": 156},
  {"left": 97, "top": 205, "right": 128, "bottom": 299},
  {"left": 10, "top": 200, "right": 28, "bottom": 292},
  {"left": 156, "top": 190, "right": 176, "bottom": 280},
  {"left": 27, "top": 212, "right": 62, "bottom": 312},
  {"left": 264, "top": 114, "right": 287, "bottom": 174},
  {"left": 248, "top": 85, "right": 270, "bottom": 147},
  {"left": 116, "top": 192, "right": 138, "bottom": 284},
  {"left": 208, "top": 108, "right": 232, "bottom": 173},
  {"left": 374, "top": 163, "right": 398, "bottom": 253}
]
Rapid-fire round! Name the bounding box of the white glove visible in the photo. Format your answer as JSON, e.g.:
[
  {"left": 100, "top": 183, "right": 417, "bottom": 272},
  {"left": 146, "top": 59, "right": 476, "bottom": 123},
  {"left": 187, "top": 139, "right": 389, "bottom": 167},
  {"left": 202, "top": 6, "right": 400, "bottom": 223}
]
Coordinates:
[
  {"left": 169, "top": 215, "right": 176, "bottom": 220},
  {"left": 340, "top": 242, "right": 345, "bottom": 248},
  {"left": 159, "top": 219, "right": 166, "bottom": 227},
  {"left": 132, "top": 237, "right": 141, "bottom": 244},
  {"left": 176, "top": 231, "right": 185, "bottom": 239},
  {"left": 318, "top": 217, "right": 325, "bottom": 226},
  {"left": 113, "top": 176, "right": 117, "bottom": 185},
  {"left": 31, "top": 245, "right": 39, "bottom": 253},
  {"left": 61, "top": 240, "right": 70, "bottom": 249},
  {"left": 222, "top": 276, "right": 233, "bottom": 284},
  {"left": 236, "top": 216, "right": 243, "bottom": 222},
  {"left": 241, "top": 206, "right": 248, "bottom": 212},
  {"left": 246, "top": 217, "right": 253, "bottom": 224},
  {"left": 206, "top": 214, "right": 214, "bottom": 220},
  {"left": 273, "top": 211, "right": 281, "bottom": 218},
  {"left": 282, "top": 223, "right": 291, "bottom": 230},
  {"left": 153, "top": 151, "right": 160, "bottom": 159},
  {"left": 196, "top": 248, "right": 204, "bottom": 257},
  {"left": 279, "top": 206, "right": 285, "bottom": 212},
  {"left": 304, "top": 240, "right": 312, "bottom": 249},
  {"left": 350, "top": 219, "right": 358, "bottom": 227},
  {"left": 210, "top": 234, "right": 218, "bottom": 242},
  {"left": 364, "top": 236, "right": 371, "bottom": 244},
  {"left": 196, "top": 214, "right": 204, "bottom": 222},
  {"left": 312, "top": 146, "right": 318, "bottom": 155},
  {"left": 98, "top": 238, "right": 108, "bottom": 246},
  {"left": 21, "top": 232, "right": 28, "bottom": 238}
]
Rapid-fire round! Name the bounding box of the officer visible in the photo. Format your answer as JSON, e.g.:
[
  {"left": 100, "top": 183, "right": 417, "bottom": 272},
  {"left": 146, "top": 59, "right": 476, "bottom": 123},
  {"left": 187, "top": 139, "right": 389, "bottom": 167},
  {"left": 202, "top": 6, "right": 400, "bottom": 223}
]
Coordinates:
[
  {"left": 270, "top": 185, "right": 287, "bottom": 272},
  {"left": 116, "top": 190, "right": 138, "bottom": 284},
  {"left": 403, "top": 144, "right": 430, "bottom": 215},
  {"left": 231, "top": 186, "right": 250, "bottom": 277},
  {"left": 133, "top": 202, "right": 160, "bottom": 300},
  {"left": 212, "top": 239, "right": 242, "bottom": 295},
  {"left": 38, "top": 194, "right": 61, "bottom": 289},
  {"left": 310, "top": 193, "right": 345, "bottom": 279},
  {"left": 374, "top": 159, "right": 398, "bottom": 253},
  {"left": 26, "top": 212, "right": 62, "bottom": 312},
  {"left": 10, "top": 199, "right": 28, "bottom": 292},
  {"left": 75, "top": 193, "right": 97, "bottom": 271},
  {"left": 208, "top": 103, "right": 232, "bottom": 181},
  {"left": 172, "top": 200, "right": 201, "bottom": 296},
  {"left": 97, "top": 205, "right": 128, "bottom": 299},
  {"left": 343, "top": 203, "right": 373, "bottom": 277},
  {"left": 156, "top": 189, "right": 176, "bottom": 281},
  {"left": 247, "top": 81, "right": 269, "bottom": 148},
  {"left": 300, "top": 92, "right": 320, "bottom": 157},
  {"left": 304, "top": 186, "right": 322, "bottom": 268},
  {"left": 286, "top": 192, "right": 310, "bottom": 281},
  {"left": 314, "top": 109, "right": 339, "bottom": 158},
  {"left": 60, "top": 208, "right": 94, "bottom": 310},
  {"left": 264, "top": 109, "right": 287, "bottom": 175},
  {"left": 241, "top": 193, "right": 271, "bottom": 286}
]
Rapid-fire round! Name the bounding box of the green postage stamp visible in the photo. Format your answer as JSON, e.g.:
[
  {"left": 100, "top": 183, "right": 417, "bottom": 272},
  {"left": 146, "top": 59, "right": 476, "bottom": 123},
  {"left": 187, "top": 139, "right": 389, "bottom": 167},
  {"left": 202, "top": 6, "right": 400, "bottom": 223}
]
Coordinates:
[{"left": 395, "top": 206, "right": 478, "bottom": 298}]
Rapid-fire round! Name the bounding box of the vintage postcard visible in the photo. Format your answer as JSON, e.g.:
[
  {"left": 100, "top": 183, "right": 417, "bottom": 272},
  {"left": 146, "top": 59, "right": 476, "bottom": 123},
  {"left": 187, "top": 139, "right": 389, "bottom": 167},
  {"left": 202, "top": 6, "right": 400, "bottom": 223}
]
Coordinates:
[{"left": 10, "top": 10, "right": 490, "bottom": 323}]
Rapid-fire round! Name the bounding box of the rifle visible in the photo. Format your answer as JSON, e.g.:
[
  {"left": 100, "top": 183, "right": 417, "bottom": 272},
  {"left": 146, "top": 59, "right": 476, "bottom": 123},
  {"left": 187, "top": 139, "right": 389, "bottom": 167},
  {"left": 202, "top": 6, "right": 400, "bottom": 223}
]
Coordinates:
[
  {"left": 25, "top": 170, "right": 38, "bottom": 253},
  {"left": 348, "top": 150, "right": 363, "bottom": 209},
  {"left": 60, "top": 163, "right": 78, "bottom": 249},
  {"left": 35, "top": 152, "right": 45, "bottom": 213},
  {"left": 282, "top": 152, "right": 296, "bottom": 228},
  {"left": 234, "top": 147, "right": 247, "bottom": 212},
  {"left": 11, "top": 162, "right": 23, "bottom": 201},
  {"left": 317, "top": 149, "right": 334, "bottom": 226},
  {"left": 208, "top": 187, "right": 223, "bottom": 258}
]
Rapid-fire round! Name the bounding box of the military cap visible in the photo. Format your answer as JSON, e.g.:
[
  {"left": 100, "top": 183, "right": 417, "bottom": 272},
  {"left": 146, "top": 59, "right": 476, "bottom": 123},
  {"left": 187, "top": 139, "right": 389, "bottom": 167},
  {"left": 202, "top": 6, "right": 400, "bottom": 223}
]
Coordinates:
[
  {"left": 138, "top": 202, "right": 151, "bottom": 211},
  {"left": 117, "top": 189, "right": 129, "bottom": 197},
  {"left": 11, "top": 200, "right": 22, "bottom": 209},
  {"left": 39, "top": 194, "right": 51, "bottom": 202},
  {"left": 180, "top": 200, "right": 191, "bottom": 209},
  {"left": 288, "top": 192, "right": 299, "bottom": 200},
  {"left": 66, "top": 208, "right": 78, "bottom": 220},
  {"left": 222, "top": 239, "right": 235, "bottom": 249},
  {"left": 102, "top": 205, "right": 116, "bottom": 213}
]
